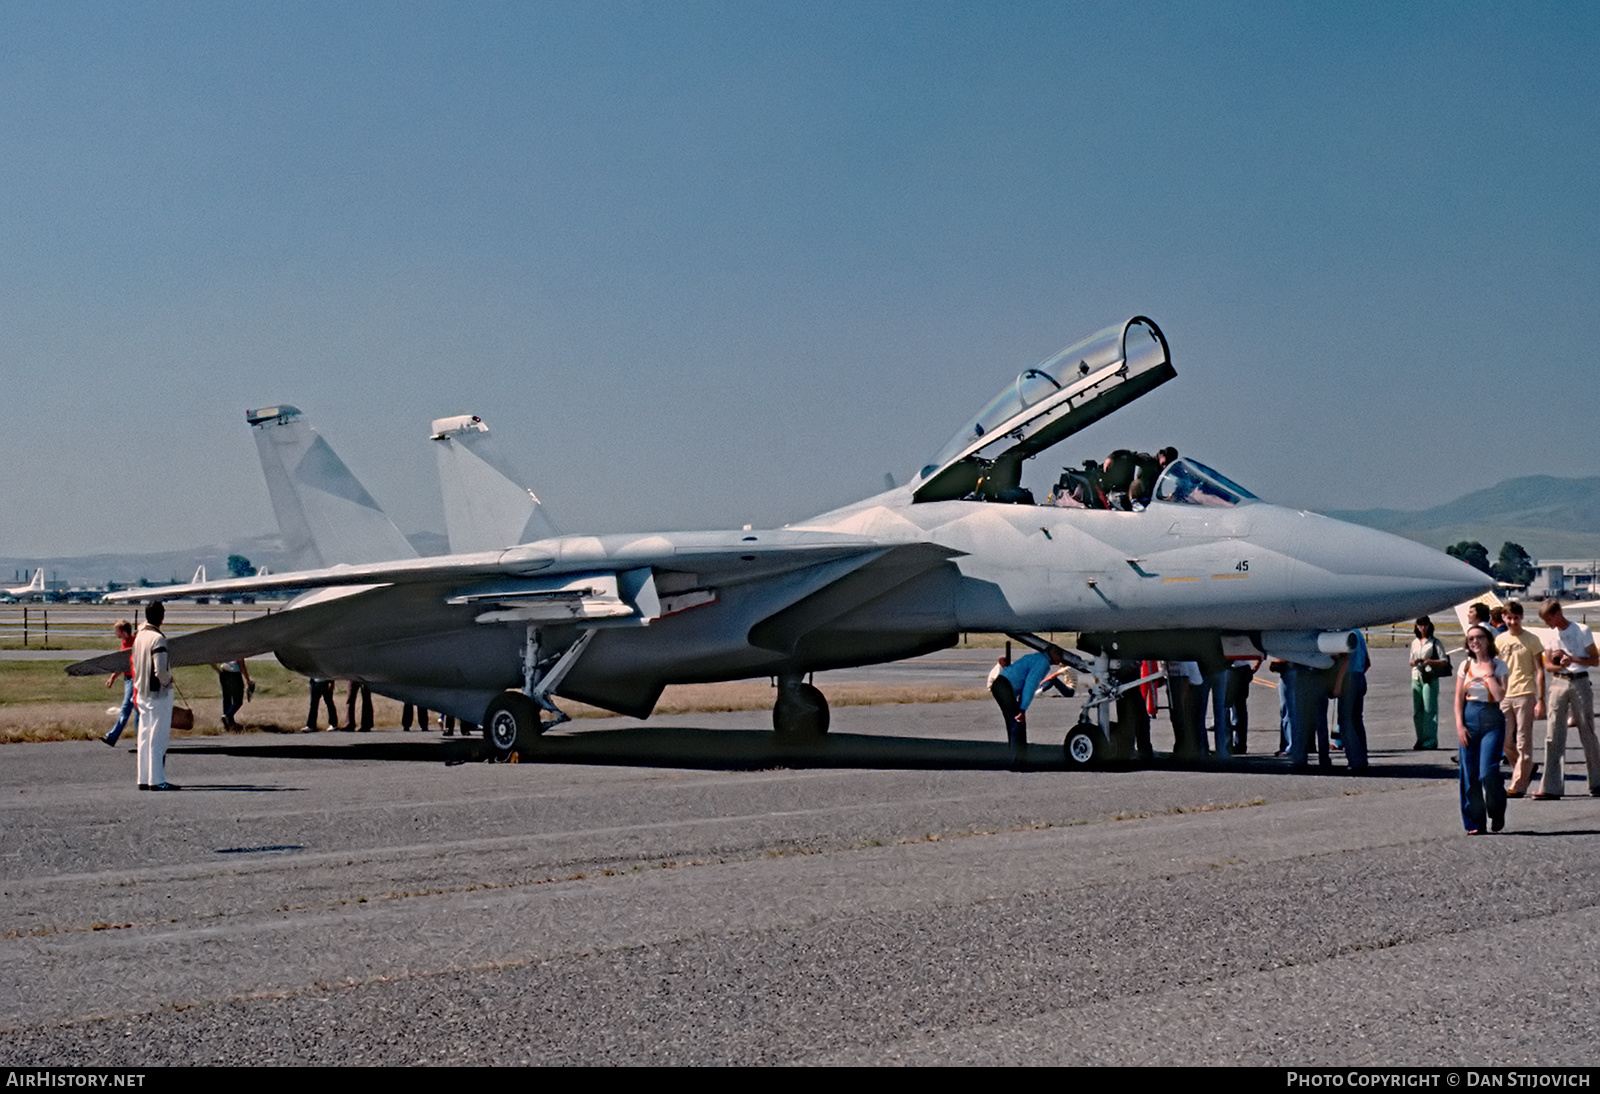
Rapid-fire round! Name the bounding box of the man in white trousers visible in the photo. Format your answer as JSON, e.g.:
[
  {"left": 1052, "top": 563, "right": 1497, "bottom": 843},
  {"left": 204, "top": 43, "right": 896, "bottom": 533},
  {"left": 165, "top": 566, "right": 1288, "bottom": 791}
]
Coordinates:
[{"left": 132, "top": 600, "right": 178, "bottom": 791}]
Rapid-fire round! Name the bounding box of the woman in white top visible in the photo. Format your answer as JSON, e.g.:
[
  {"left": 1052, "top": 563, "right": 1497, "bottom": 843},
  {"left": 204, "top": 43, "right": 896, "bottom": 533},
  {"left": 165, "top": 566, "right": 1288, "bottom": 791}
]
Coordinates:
[{"left": 1455, "top": 624, "right": 1509, "bottom": 834}]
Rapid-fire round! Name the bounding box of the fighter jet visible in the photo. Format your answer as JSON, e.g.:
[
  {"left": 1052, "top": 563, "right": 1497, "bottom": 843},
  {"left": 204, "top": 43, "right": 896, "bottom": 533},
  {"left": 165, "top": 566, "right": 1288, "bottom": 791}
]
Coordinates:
[{"left": 73, "top": 316, "right": 1491, "bottom": 761}]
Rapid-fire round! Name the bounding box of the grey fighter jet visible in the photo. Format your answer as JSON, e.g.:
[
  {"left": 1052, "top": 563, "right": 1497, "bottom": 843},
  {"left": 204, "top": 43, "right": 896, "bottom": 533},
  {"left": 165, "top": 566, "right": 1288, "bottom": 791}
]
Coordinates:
[{"left": 73, "top": 317, "right": 1490, "bottom": 759}]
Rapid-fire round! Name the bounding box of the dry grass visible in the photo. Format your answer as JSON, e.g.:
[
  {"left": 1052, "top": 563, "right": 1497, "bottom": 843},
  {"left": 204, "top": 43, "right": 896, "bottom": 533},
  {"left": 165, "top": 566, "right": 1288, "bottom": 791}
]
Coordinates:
[
  {"left": 1, "top": 702, "right": 143, "bottom": 744},
  {"left": 0, "top": 695, "right": 349, "bottom": 745}
]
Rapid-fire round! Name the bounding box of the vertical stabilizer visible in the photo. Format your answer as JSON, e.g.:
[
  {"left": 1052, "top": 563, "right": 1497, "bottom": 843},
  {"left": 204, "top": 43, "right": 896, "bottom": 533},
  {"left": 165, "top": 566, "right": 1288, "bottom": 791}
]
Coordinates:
[
  {"left": 430, "top": 415, "right": 559, "bottom": 553},
  {"left": 8, "top": 569, "right": 46, "bottom": 597},
  {"left": 246, "top": 405, "right": 419, "bottom": 569}
]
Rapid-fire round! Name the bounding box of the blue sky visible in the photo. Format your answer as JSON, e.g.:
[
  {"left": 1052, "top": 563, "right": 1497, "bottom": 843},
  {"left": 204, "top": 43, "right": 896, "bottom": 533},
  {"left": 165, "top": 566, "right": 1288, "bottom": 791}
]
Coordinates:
[{"left": 3, "top": 1, "right": 1596, "bottom": 556}]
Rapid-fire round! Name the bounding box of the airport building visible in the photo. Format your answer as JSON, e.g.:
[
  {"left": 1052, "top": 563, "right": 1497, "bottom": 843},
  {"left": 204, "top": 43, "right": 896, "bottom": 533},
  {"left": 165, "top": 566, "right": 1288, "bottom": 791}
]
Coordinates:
[{"left": 1526, "top": 558, "right": 1600, "bottom": 599}]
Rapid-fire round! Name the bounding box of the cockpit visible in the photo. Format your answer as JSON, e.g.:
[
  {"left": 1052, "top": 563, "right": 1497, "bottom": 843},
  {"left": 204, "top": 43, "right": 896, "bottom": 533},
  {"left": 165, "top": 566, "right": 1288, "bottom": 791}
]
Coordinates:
[
  {"left": 1042, "top": 453, "right": 1259, "bottom": 511},
  {"left": 1151, "top": 458, "right": 1258, "bottom": 508},
  {"left": 908, "top": 316, "right": 1259, "bottom": 511}
]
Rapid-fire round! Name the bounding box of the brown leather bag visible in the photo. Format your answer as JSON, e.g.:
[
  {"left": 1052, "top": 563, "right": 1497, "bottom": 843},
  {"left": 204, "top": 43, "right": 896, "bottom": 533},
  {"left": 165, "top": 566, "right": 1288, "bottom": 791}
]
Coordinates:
[{"left": 169, "top": 679, "right": 195, "bottom": 730}]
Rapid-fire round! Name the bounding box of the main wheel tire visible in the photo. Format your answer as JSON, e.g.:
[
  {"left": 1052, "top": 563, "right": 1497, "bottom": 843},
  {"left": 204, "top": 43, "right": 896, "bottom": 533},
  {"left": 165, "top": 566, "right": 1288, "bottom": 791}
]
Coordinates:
[
  {"left": 773, "top": 682, "right": 830, "bottom": 741},
  {"left": 1063, "top": 723, "right": 1104, "bottom": 769},
  {"left": 483, "top": 692, "right": 539, "bottom": 753}
]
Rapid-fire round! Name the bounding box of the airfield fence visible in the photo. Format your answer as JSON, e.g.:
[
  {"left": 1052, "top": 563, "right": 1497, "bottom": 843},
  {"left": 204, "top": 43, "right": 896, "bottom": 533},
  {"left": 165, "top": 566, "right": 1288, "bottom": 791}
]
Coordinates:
[{"left": 0, "top": 603, "right": 277, "bottom": 649}]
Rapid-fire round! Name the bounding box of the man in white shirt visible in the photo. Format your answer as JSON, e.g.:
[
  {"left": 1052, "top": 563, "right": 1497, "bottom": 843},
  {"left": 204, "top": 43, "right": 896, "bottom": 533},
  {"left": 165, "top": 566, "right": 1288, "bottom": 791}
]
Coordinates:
[
  {"left": 132, "top": 600, "right": 178, "bottom": 791},
  {"left": 1534, "top": 600, "right": 1599, "bottom": 800}
]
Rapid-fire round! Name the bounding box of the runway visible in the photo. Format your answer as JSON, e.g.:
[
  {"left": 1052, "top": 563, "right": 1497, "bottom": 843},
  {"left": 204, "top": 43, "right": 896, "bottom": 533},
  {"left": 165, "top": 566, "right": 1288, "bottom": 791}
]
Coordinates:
[{"left": 3, "top": 647, "right": 1598, "bottom": 1065}]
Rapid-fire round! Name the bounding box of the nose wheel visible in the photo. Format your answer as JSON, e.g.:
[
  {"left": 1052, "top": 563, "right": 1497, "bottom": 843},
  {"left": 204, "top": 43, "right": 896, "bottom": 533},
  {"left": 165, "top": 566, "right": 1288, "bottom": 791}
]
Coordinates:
[
  {"left": 1063, "top": 721, "right": 1106, "bottom": 768},
  {"left": 773, "top": 675, "right": 830, "bottom": 741}
]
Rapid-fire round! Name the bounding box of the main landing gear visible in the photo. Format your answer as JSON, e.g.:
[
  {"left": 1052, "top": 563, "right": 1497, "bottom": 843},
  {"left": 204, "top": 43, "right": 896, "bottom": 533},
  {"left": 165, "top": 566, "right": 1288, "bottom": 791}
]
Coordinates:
[
  {"left": 773, "top": 672, "right": 830, "bottom": 741},
  {"left": 484, "top": 691, "right": 539, "bottom": 752},
  {"left": 483, "top": 628, "right": 596, "bottom": 755}
]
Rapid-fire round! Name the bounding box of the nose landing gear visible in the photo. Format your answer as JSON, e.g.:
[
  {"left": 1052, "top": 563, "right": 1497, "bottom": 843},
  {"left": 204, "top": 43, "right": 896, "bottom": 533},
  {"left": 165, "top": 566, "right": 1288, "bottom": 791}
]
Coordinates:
[{"left": 1005, "top": 634, "right": 1162, "bottom": 769}]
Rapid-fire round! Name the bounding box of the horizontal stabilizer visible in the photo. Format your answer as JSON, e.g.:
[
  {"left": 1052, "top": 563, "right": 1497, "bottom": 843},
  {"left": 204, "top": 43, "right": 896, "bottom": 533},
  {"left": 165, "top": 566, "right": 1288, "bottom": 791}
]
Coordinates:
[{"left": 65, "top": 590, "right": 384, "bottom": 676}]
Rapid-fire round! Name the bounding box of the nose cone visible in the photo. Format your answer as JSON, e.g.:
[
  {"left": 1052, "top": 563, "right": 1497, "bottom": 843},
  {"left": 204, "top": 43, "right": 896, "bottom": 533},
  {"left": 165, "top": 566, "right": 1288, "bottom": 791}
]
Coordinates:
[{"left": 1288, "top": 511, "right": 1494, "bottom": 627}]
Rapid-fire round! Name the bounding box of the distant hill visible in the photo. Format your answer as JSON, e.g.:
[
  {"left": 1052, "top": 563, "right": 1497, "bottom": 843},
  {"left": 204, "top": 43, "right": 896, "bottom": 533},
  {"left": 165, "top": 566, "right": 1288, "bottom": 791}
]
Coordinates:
[{"left": 1327, "top": 476, "right": 1600, "bottom": 560}]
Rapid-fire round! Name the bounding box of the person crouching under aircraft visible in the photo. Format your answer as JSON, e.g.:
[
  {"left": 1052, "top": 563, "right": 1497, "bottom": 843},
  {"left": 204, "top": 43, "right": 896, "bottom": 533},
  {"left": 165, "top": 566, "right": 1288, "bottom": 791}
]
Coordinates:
[{"left": 990, "top": 646, "right": 1069, "bottom": 770}]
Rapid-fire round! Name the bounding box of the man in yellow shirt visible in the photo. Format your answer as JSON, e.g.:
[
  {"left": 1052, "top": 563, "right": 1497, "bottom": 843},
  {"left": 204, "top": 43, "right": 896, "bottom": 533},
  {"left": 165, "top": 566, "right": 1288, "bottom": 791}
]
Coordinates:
[{"left": 1497, "top": 601, "right": 1545, "bottom": 797}]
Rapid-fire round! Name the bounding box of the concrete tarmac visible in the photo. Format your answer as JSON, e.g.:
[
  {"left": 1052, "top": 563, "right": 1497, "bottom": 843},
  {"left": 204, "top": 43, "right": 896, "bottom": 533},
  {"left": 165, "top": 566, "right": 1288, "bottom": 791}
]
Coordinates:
[{"left": 3, "top": 647, "right": 1598, "bottom": 1066}]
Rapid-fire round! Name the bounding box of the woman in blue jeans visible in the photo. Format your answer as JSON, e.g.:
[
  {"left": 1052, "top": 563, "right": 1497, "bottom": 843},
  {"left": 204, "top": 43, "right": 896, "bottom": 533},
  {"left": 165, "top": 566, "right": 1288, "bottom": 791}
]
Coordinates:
[
  {"left": 100, "top": 619, "right": 137, "bottom": 747},
  {"left": 1455, "top": 624, "right": 1508, "bottom": 834}
]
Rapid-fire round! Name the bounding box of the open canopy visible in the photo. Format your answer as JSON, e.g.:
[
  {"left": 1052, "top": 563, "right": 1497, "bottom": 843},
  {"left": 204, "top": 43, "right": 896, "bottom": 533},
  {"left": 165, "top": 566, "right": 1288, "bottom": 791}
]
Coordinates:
[{"left": 912, "top": 317, "right": 1175, "bottom": 503}]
